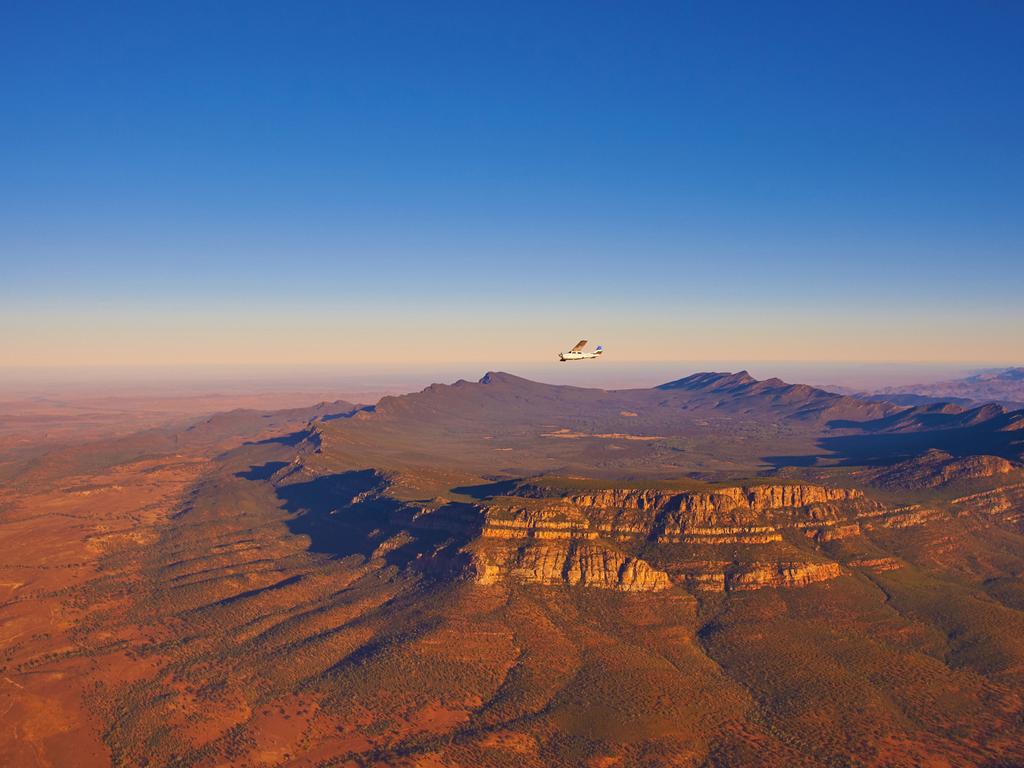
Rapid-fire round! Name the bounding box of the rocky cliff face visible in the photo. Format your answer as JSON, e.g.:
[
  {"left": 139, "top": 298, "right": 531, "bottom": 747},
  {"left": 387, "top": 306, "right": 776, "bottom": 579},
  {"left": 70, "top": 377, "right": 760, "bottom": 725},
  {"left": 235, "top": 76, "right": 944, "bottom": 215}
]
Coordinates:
[
  {"left": 291, "top": 468, "right": 1017, "bottom": 596},
  {"left": 469, "top": 483, "right": 890, "bottom": 593},
  {"left": 486, "top": 483, "right": 874, "bottom": 548},
  {"left": 463, "top": 474, "right": 1024, "bottom": 592},
  {"left": 726, "top": 561, "right": 842, "bottom": 591},
  {"left": 525, "top": 484, "right": 863, "bottom": 514},
  {"left": 472, "top": 540, "right": 671, "bottom": 591}
]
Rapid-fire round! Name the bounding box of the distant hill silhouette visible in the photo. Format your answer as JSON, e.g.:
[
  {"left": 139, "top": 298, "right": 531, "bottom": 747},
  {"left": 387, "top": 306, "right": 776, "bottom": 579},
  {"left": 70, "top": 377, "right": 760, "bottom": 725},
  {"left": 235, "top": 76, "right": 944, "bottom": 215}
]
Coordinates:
[{"left": 831, "top": 366, "right": 1024, "bottom": 410}]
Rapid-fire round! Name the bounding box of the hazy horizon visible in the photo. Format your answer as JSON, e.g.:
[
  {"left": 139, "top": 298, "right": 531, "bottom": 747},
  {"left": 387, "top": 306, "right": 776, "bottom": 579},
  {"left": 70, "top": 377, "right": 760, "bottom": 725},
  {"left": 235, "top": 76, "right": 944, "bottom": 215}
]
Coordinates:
[{"left": 1, "top": 360, "right": 1014, "bottom": 401}]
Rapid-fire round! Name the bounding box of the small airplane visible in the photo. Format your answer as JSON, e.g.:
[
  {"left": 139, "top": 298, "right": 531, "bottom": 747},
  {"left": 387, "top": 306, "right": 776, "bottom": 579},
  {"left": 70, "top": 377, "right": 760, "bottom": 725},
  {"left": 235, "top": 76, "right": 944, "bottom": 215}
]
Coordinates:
[{"left": 558, "top": 340, "right": 604, "bottom": 362}]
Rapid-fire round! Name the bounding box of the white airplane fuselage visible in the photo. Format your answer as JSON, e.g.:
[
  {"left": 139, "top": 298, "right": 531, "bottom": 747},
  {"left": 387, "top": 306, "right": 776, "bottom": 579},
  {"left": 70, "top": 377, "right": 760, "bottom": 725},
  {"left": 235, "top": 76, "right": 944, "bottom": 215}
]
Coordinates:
[{"left": 559, "top": 350, "right": 602, "bottom": 361}]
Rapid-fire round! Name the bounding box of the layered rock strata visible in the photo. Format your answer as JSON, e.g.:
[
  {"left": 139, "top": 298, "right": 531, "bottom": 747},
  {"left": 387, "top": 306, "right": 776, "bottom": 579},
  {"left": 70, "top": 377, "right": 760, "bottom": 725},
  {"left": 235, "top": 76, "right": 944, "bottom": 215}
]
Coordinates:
[
  {"left": 471, "top": 484, "right": 880, "bottom": 593},
  {"left": 951, "top": 483, "right": 1024, "bottom": 527},
  {"left": 483, "top": 484, "right": 878, "bottom": 547},
  {"left": 473, "top": 540, "right": 671, "bottom": 592}
]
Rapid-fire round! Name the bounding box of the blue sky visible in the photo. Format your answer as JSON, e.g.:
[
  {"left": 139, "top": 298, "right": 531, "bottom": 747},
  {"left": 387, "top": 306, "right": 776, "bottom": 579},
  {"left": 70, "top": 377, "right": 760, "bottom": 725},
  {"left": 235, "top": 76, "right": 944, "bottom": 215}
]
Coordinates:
[{"left": 2, "top": 1, "right": 1022, "bottom": 367}]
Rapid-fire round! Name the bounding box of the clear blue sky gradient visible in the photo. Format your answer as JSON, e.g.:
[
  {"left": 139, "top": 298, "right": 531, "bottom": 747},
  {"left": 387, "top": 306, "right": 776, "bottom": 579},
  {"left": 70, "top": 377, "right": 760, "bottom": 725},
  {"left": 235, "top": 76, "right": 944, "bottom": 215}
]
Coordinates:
[{"left": 2, "top": 1, "right": 1022, "bottom": 365}]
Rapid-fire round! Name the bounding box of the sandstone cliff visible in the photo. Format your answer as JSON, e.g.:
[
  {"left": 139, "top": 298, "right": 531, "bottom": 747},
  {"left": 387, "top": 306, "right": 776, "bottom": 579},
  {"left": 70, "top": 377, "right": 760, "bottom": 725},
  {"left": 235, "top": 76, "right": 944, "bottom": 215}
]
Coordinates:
[
  {"left": 469, "top": 483, "right": 879, "bottom": 593},
  {"left": 726, "top": 561, "right": 842, "bottom": 591},
  {"left": 472, "top": 541, "right": 671, "bottom": 592},
  {"left": 322, "top": 474, "right": 1004, "bottom": 596},
  {"left": 487, "top": 483, "right": 872, "bottom": 547},
  {"left": 682, "top": 560, "right": 842, "bottom": 592},
  {"left": 542, "top": 484, "right": 862, "bottom": 515}
]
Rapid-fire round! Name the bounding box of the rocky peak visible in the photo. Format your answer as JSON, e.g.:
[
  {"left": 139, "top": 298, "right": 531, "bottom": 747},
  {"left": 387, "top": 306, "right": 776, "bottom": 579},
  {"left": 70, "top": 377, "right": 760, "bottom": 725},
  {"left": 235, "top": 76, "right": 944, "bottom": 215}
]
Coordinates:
[
  {"left": 478, "top": 371, "right": 533, "bottom": 386},
  {"left": 657, "top": 371, "right": 758, "bottom": 392}
]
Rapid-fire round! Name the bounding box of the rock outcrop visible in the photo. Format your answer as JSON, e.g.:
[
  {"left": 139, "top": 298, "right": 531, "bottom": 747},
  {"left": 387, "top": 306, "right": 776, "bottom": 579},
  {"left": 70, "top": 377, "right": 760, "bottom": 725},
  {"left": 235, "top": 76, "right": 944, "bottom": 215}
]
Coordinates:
[
  {"left": 856, "top": 504, "right": 943, "bottom": 529},
  {"left": 726, "top": 561, "right": 842, "bottom": 591},
  {"left": 471, "top": 483, "right": 881, "bottom": 593},
  {"left": 868, "top": 449, "right": 1018, "bottom": 489},
  {"left": 532, "top": 484, "right": 863, "bottom": 515},
  {"left": 324, "top": 473, "right": 1012, "bottom": 596},
  {"left": 681, "top": 560, "right": 842, "bottom": 592},
  {"left": 848, "top": 557, "right": 902, "bottom": 572},
  {"left": 951, "top": 482, "right": 1024, "bottom": 527},
  {"left": 488, "top": 483, "right": 874, "bottom": 547},
  {"left": 812, "top": 522, "right": 861, "bottom": 542},
  {"left": 472, "top": 541, "right": 671, "bottom": 592}
]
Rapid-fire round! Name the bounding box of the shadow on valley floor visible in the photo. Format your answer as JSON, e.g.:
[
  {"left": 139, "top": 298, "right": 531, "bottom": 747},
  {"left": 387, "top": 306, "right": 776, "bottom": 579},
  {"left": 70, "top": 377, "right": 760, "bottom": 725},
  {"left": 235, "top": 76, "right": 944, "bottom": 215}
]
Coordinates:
[
  {"left": 236, "top": 466, "right": 483, "bottom": 577},
  {"left": 234, "top": 460, "right": 289, "bottom": 480},
  {"left": 245, "top": 430, "right": 309, "bottom": 447},
  {"left": 450, "top": 478, "right": 520, "bottom": 499},
  {"left": 322, "top": 405, "right": 374, "bottom": 421},
  {"left": 764, "top": 425, "right": 1024, "bottom": 469},
  {"left": 216, "top": 574, "right": 305, "bottom": 607}
]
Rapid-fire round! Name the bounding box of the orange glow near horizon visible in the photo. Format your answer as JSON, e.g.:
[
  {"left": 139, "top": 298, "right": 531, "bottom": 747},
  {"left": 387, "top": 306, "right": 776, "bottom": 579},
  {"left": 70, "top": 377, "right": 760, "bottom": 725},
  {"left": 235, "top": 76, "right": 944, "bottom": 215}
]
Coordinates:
[{"left": 2, "top": 303, "right": 1021, "bottom": 369}]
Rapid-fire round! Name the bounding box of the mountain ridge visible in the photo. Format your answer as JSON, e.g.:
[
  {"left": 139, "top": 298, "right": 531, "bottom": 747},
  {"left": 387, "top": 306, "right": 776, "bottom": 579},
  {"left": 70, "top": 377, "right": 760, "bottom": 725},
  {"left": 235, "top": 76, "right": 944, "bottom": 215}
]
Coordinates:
[{"left": 307, "top": 371, "right": 1022, "bottom": 479}]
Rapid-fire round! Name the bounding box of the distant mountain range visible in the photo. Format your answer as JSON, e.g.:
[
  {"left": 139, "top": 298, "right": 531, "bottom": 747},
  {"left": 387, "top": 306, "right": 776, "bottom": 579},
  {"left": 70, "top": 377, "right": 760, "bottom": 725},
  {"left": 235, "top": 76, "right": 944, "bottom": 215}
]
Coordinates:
[{"left": 823, "top": 366, "right": 1024, "bottom": 409}]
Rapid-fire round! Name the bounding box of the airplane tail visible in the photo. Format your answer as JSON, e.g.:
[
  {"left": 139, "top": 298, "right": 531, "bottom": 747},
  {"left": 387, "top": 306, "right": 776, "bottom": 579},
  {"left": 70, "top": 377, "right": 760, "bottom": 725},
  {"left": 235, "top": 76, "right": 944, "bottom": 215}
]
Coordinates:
[{"left": 596, "top": 346, "right": 604, "bottom": 354}]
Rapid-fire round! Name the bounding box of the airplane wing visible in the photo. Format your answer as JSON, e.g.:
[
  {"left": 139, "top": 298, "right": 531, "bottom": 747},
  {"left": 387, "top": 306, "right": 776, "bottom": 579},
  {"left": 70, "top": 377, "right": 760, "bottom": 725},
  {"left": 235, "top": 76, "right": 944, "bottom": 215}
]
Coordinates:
[{"left": 570, "top": 340, "right": 588, "bottom": 352}]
